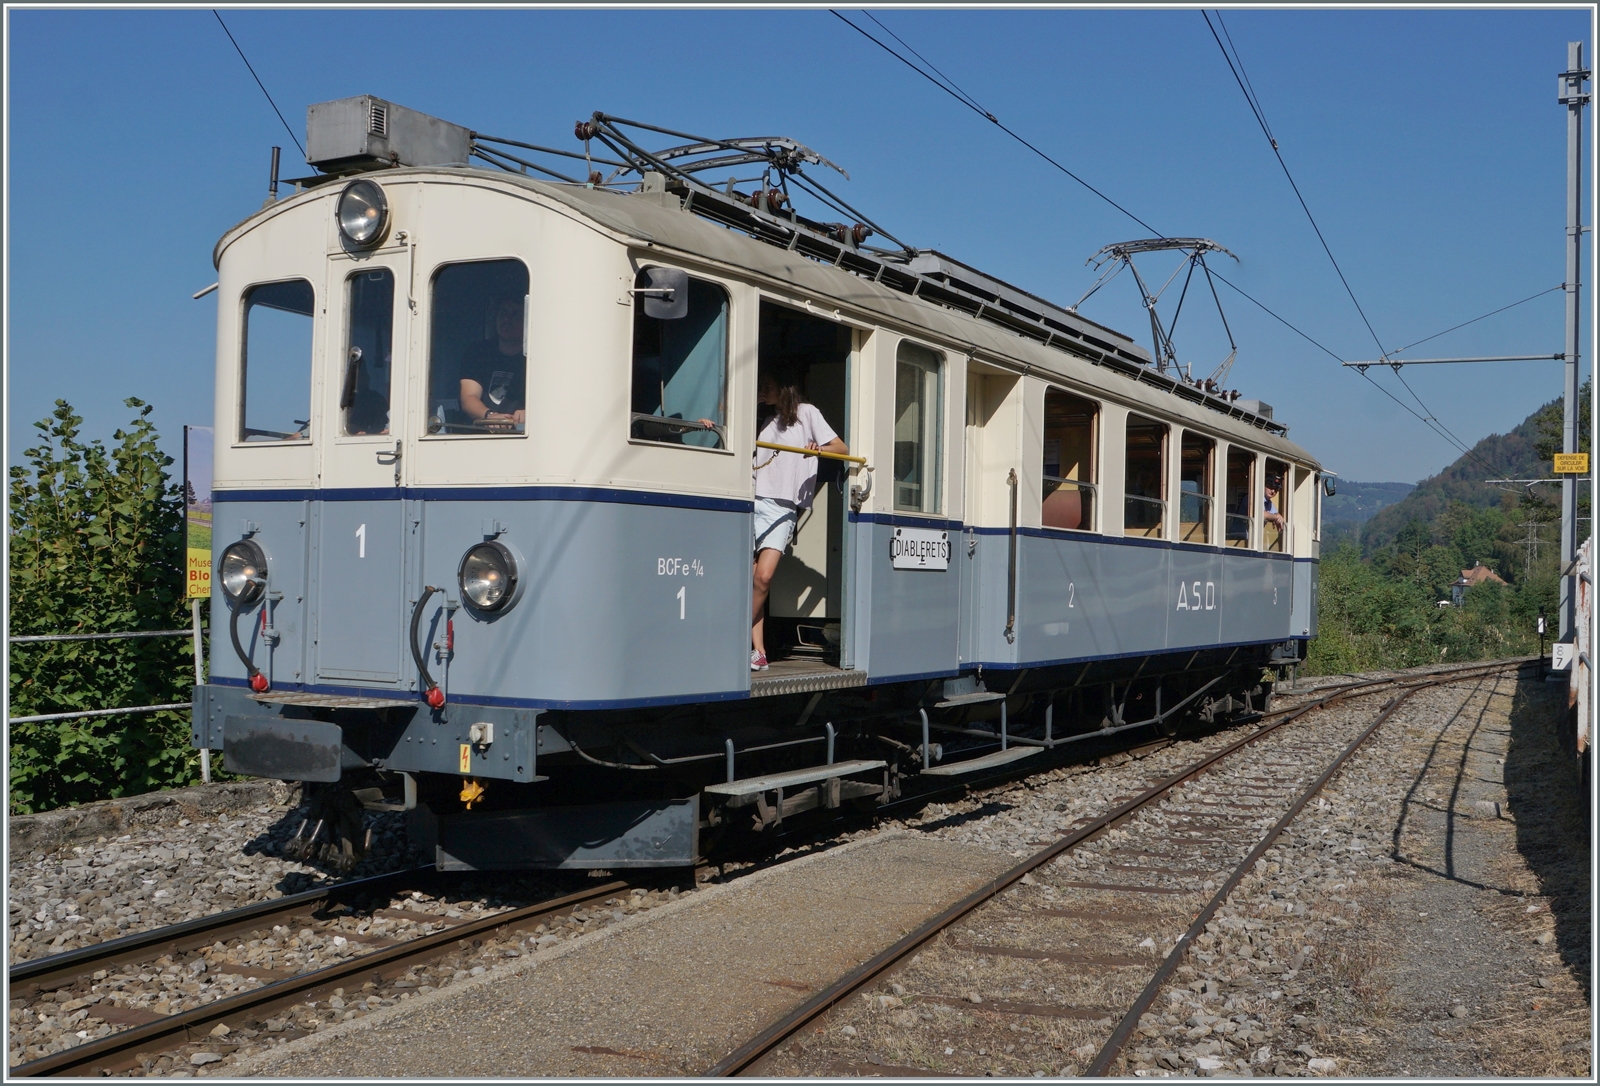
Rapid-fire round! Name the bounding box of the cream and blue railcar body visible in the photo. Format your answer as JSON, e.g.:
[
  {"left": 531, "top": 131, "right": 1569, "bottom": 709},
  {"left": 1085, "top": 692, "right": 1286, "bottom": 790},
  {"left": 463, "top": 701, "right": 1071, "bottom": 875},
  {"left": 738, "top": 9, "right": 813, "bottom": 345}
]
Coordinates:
[{"left": 193, "top": 101, "right": 1322, "bottom": 870}]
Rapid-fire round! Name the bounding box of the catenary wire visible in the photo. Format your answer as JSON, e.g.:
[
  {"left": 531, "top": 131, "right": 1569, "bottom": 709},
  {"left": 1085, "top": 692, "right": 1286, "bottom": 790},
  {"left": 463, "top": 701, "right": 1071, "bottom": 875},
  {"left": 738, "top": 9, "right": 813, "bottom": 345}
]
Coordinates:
[
  {"left": 864, "top": 11, "right": 990, "bottom": 118},
  {"left": 1215, "top": 11, "right": 1277, "bottom": 149},
  {"left": 1200, "top": 10, "right": 1519, "bottom": 477},
  {"left": 1390, "top": 285, "right": 1564, "bottom": 356},
  {"left": 1208, "top": 11, "right": 1277, "bottom": 151},
  {"left": 836, "top": 9, "right": 1513, "bottom": 477},
  {"left": 212, "top": 11, "right": 304, "bottom": 157},
  {"left": 1202, "top": 10, "right": 1389, "bottom": 361},
  {"left": 831, "top": 10, "right": 1162, "bottom": 237}
]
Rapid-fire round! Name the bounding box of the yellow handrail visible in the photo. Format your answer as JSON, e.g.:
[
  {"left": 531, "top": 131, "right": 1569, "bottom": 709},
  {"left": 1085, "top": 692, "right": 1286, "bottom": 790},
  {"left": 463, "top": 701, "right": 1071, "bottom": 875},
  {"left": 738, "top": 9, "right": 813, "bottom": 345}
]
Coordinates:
[{"left": 755, "top": 440, "right": 868, "bottom": 465}]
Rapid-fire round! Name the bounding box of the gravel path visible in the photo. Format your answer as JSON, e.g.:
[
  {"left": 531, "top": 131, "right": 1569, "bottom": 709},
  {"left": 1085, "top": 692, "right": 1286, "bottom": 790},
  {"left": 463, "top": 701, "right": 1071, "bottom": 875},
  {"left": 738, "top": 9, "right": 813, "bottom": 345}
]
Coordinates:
[{"left": 229, "top": 832, "right": 1013, "bottom": 1077}]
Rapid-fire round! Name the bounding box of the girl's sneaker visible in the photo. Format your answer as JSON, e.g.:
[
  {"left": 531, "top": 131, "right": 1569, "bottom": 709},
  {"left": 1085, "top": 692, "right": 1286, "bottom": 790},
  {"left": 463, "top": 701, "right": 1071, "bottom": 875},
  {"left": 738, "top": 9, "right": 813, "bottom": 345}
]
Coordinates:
[{"left": 750, "top": 650, "right": 769, "bottom": 672}]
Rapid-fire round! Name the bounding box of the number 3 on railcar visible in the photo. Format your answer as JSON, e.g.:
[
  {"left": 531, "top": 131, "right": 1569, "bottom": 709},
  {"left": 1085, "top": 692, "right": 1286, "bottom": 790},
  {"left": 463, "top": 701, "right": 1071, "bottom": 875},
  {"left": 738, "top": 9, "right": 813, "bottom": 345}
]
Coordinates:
[{"left": 192, "top": 97, "right": 1327, "bottom": 871}]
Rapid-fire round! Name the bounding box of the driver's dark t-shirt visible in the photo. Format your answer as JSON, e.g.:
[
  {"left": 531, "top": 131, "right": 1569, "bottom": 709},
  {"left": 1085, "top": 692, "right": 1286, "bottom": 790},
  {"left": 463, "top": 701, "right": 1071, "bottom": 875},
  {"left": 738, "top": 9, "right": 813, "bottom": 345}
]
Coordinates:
[{"left": 460, "top": 340, "right": 526, "bottom": 416}]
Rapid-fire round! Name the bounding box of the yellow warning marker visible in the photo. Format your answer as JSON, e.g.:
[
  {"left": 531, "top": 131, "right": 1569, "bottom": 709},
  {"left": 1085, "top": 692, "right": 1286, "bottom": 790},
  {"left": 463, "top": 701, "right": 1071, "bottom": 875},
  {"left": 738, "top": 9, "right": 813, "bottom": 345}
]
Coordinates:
[
  {"left": 1554, "top": 452, "right": 1589, "bottom": 474},
  {"left": 459, "top": 743, "right": 472, "bottom": 773},
  {"left": 460, "top": 778, "right": 485, "bottom": 810}
]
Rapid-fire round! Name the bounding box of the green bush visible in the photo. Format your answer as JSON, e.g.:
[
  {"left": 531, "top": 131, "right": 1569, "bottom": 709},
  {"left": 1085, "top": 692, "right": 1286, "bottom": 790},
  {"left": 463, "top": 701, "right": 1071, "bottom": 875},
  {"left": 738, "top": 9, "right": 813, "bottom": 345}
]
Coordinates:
[{"left": 7, "top": 400, "right": 201, "bottom": 814}]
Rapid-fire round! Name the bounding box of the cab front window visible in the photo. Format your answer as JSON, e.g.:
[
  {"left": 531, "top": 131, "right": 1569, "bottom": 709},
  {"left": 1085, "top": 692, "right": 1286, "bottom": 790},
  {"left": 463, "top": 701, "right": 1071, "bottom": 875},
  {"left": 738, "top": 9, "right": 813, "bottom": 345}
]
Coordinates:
[
  {"left": 239, "top": 279, "right": 314, "bottom": 443},
  {"left": 425, "top": 259, "right": 530, "bottom": 435}
]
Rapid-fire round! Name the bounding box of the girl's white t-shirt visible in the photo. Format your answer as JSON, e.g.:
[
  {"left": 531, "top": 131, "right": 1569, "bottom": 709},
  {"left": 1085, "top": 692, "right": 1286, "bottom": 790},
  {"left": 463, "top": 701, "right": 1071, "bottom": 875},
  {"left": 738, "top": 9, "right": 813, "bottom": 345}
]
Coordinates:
[{"left": 754, "top": 403, "right": 839, "bottom": 509}]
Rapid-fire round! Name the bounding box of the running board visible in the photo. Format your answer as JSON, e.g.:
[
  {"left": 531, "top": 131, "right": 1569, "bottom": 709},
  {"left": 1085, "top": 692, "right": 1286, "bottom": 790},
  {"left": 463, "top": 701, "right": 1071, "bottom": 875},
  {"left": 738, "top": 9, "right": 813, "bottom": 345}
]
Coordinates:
[
  {"left": 921, "top": 746, "right": 1041, "bottom": 776},
  {"left": 705, "top": 758, "right": 887, "bottom": 798}
]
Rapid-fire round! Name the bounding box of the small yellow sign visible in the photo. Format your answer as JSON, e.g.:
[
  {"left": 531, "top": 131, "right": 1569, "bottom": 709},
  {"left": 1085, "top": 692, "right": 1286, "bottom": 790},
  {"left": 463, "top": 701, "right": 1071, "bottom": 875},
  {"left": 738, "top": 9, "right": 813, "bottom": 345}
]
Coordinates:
[
  {"left": 1555, "top": 452, "right": 1590, "bottom": 474},
  {"left": 459, "top": 744, "right": 472, "bottom": 773}
]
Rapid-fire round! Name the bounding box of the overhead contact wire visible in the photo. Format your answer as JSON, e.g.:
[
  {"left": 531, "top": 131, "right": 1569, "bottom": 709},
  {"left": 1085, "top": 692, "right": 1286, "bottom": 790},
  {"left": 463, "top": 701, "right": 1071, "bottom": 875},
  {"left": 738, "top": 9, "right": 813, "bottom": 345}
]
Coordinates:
[
  {"left": 1390, "top": 285, "right": 1564, "bottom": 356},
  {"left": 832, "top": 10, "right": 1163, "bottom": 237},
  {"left": 212, "top": 11, "right": 304, "bottom": 157}
]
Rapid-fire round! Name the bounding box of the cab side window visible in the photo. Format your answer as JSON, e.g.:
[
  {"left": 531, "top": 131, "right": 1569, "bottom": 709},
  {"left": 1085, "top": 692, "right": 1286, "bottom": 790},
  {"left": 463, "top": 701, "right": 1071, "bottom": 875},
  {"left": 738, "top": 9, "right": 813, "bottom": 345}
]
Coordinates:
[
  {"left": 894, "top": 342, "right": 943, "bottom": 513},
  {"left": 1123, "top": 414, "right": 1167, "bottom": 537},
  {"left": 1042, "top": 389, "right": 1096, "bottom": 531},
  {"left": 1225, "top": 448, "right": 1254, "bottom": 548},
  {"left": 342, "top": 269, "right": 394, "bottom": 436},
  {"left": 425, "top": 259, "right": 529, "bottom": 435},
  {"left": 630, "top": 269, "right": 729, "bottom": 449},
  {"left": 240, "top": 279, "right": 314, "bottom": 443}
]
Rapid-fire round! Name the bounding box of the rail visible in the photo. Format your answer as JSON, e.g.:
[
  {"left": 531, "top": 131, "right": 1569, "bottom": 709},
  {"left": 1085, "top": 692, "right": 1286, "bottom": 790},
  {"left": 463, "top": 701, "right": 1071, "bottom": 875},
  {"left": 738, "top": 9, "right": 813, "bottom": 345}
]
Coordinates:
[{"left": 707, "top": 658, "right": 1533, "bottom": 1076}]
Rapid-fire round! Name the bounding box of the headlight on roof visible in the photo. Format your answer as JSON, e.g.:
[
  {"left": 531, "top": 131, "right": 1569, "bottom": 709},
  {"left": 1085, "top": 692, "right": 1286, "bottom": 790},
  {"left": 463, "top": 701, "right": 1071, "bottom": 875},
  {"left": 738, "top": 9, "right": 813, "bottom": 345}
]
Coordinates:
[
  {"left": 219, "top": 539, "right": 268, "bottom": 606},
  {"left": 459, "top": 541, "right": 517, "bottom": 612},
  {"left": 336, "top": 179, "right": 389, "bottom": 248}
]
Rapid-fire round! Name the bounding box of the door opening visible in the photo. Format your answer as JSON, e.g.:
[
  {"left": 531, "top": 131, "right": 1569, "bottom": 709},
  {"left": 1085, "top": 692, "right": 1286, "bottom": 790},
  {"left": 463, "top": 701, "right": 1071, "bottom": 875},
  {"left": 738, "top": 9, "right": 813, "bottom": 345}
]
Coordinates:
[{"left": 755, "top": 302, "right": 852, "bottom": 672}]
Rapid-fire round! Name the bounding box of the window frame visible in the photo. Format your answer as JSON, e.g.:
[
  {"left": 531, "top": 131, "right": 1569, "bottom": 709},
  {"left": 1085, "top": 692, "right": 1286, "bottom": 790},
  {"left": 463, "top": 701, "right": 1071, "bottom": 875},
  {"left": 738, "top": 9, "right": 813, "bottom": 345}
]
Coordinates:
[
  {"left": 627, "top": 265, "right": 733, "bottom": 454},
  {"left": 237, "top": 277, "right": 317, "bottom": 447},
  {"left": 891, "top": 338, "right": 945, "bottom": 515},
  {"left": 1040, "top": 385, "right": 1099, "bottom": 534},
  {"left": 1122, "top": 413, "right": 1169, "bottom": 539},
  {"left": 1224, "top": 445, "right": 1256, "bottom": 550},
  {"left": 338, "top": 266, "right": 398, "bottom": 440},
  {"left": 1178, "top": 429, "right": 1216, "bottom": 546},
  {"left": 420, "top": 256, "right": 531, "bottom": 441},
  {"left": 1264, "top": 456, "right": 1290, "bottom": 553}
]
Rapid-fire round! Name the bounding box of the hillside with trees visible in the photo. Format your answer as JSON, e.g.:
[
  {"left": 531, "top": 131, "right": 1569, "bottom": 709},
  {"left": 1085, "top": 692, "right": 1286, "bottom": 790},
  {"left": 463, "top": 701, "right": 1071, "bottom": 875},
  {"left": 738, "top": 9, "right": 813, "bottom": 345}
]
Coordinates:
[{"left": 1305, "top": 385, "right": 1591, "bottom": 675}]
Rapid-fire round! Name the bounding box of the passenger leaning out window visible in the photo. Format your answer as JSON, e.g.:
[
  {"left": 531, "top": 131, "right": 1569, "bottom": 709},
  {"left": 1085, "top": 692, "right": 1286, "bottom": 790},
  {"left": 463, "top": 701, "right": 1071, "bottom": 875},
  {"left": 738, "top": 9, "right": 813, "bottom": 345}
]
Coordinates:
[
  {"left": 1264, "top": 474, "right": 1286, "bottom": 532},
  {"left": 459, "top": 297, "right": 526, "bottom": 429},
  {"left": 749, "top": 369, "right": 847, "bottom": 672}
]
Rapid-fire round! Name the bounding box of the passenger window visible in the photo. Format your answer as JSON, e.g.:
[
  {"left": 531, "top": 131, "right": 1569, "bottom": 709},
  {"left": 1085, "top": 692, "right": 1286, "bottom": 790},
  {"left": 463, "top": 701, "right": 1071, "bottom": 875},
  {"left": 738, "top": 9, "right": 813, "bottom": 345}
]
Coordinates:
[
  {"left": 239, "top": 279, "right": 314, "bottom": 443},
  {"left": 341, "top": 269, "right": 394, "bottom": 436},
  {"left": 1225, "top": 448, "right": 1254, "bottom": 548},
  {"left": 630, "top": 271, "right": 729, "bottom": 449},
  {"left": 1179, "top": 432, "right": 1215, "bottom": 544},
  {"left": 1264, "top": 457, "right": 1289, "bottom": 552},
  {"left": 894, "top": 342, "right": 943, "bottom": 513},
  {"left": 425, "top": 260, "right": 529, "bottom": 435},
  {"left": 1123, "top": 414, "right": 1167, "bottom": 537},
  {"left": 1042, "top": 389, "right": 1097, "bottom": 531}
]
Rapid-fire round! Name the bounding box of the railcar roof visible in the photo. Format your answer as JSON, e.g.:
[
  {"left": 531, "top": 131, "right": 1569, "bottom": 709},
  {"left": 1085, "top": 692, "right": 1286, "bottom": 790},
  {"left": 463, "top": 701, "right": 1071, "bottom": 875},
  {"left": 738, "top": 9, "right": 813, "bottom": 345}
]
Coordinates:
[{"left": 216, "top": 167, "right": 1318, "bottom": 467}]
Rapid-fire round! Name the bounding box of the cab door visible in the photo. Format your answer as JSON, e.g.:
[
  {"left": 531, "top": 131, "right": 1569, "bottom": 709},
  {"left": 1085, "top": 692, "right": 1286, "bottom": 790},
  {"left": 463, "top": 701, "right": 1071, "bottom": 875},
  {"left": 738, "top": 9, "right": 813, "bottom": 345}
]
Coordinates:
[{"left": 313, "top": 257, "right": 412, "bottom": 685}]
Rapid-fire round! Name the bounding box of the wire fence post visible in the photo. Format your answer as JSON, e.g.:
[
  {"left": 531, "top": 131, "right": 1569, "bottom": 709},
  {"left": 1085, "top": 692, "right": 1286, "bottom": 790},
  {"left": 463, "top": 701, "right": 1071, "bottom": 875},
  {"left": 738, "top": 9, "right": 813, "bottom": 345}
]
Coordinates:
[{"left": 192, "top": 598, "right": 209, "bottom": 784}]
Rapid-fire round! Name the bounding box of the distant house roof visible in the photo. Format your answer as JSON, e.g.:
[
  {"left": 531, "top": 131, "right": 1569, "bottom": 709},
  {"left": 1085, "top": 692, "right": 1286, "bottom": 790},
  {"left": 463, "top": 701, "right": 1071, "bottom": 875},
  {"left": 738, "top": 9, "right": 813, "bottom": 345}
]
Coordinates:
[{"left": 1452, "top": 562, "right": 1508, "bottom": 589}]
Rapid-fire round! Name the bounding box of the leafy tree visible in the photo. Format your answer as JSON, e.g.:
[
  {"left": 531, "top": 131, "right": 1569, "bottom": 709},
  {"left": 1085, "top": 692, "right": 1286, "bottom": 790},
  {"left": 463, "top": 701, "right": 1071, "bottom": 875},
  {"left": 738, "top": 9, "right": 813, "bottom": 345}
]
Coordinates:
[{"left": 7, "top": 400, "right": 200, "bottom": 814}]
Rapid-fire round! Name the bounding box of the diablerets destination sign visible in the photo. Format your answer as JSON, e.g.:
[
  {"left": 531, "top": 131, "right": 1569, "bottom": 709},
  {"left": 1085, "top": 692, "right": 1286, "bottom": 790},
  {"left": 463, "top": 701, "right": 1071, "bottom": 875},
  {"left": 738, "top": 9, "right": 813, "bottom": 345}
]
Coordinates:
[{"left": 891, "top": 526, "right": 950, "bottom": 571}]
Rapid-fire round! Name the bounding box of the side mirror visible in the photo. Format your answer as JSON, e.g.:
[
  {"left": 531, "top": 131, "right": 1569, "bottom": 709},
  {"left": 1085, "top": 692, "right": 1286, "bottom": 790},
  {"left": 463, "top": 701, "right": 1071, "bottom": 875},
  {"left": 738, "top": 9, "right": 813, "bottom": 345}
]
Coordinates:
[
  {"left": 639, "top": 267, "right": 688, "bottom": 321},
  {"left": 1321, "top": 475, "right": 1337, "bottom": 497}
]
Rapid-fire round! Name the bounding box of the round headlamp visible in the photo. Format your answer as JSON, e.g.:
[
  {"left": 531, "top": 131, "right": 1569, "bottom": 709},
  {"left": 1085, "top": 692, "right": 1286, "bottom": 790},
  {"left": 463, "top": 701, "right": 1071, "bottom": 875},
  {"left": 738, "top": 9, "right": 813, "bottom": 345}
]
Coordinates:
[
  {"left": 219, "top": 539, "right": 268, "bottom": 606},
  {"left": 458, "top": 541, "right": 517, "bottom": 613},
  {"left": 336, "top": 179, "right": 389, "bottom": 248}
]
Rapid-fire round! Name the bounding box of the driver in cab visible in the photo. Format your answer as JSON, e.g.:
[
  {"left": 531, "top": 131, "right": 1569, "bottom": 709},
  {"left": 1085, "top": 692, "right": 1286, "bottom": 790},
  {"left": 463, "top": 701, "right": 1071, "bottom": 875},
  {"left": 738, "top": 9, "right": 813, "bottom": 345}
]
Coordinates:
[{"left": 460, "top": 297, "right": 526, "bottom": 430}]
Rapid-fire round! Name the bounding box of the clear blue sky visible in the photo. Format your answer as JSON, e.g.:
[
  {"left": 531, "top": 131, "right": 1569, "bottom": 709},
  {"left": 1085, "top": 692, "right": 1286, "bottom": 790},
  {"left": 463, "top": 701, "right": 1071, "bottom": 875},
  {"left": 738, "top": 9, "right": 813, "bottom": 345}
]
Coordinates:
[{"left": 6, "top": 6, "right": 1592, "bottom": 484}]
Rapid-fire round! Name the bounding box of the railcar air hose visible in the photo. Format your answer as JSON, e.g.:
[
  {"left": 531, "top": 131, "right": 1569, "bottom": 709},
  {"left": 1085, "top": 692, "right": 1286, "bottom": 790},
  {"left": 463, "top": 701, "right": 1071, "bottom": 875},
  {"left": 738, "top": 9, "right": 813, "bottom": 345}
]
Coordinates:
[
  {"left": 410, "top": 586, "right": 445, "bottom": 708},
  {"left": 229, "top": 604, "right": 268, "bottom": 693}
]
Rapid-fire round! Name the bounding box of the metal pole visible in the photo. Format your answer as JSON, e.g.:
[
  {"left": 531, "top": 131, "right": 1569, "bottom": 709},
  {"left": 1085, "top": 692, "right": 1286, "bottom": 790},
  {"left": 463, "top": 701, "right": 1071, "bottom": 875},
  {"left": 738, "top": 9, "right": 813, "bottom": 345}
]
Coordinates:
[
  {"left": 192, "top": 598, "right": 210, "bottom": 784},
  {"left": 1560, "top": 42, "right": 1589, "bottom": 639}
]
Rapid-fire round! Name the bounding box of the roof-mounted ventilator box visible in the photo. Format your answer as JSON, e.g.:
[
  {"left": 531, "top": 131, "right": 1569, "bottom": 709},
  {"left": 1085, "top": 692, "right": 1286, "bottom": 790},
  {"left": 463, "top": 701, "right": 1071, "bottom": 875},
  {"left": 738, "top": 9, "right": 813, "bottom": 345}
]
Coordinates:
[{"left": 305, "top": 95, "right": 471, "bottom": 173}]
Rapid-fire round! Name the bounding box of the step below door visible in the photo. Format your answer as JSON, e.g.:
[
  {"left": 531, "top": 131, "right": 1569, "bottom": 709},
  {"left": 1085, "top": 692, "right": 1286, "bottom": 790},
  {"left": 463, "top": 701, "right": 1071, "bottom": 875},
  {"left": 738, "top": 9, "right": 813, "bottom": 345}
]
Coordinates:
[{"left": 316, "top": 501, "right": 408, "bottom": 684}]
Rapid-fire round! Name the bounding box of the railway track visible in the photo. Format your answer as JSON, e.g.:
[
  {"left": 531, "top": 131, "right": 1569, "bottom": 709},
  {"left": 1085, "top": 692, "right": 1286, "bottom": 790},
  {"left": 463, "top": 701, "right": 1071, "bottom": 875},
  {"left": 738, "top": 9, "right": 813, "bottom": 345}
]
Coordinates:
[
  {"left": 708, "top": 658, "right": 1535, "bottom": 1076},
  {"left": 9, "top": 872, "right": 644, "bottom": 1077},
  {"left": 10, "top": 658, "right": 1529, "bottom": 1076}
]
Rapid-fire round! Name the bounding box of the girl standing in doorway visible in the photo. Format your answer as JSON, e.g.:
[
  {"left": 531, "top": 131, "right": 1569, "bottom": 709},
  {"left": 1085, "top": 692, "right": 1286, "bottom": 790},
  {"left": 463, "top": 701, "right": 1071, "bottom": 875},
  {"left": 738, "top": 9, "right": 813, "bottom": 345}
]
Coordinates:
[{"left": 749, "top": 370, "right": 848, "bottom": 671}]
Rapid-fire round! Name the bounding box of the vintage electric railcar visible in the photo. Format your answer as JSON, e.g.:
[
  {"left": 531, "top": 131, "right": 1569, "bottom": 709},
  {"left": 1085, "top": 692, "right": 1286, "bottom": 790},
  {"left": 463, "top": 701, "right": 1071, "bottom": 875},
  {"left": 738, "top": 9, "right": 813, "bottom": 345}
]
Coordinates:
[{"left": 192, "top": 97, "right": 1326, "bottom": 870}]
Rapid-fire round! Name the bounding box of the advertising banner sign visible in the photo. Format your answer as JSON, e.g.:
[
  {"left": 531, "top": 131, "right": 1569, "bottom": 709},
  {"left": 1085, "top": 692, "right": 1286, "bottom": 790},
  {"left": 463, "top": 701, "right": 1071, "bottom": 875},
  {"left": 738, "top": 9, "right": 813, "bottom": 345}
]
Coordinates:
[{"left": 184, "top": 426, "right": 213, "bottom": 599}]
